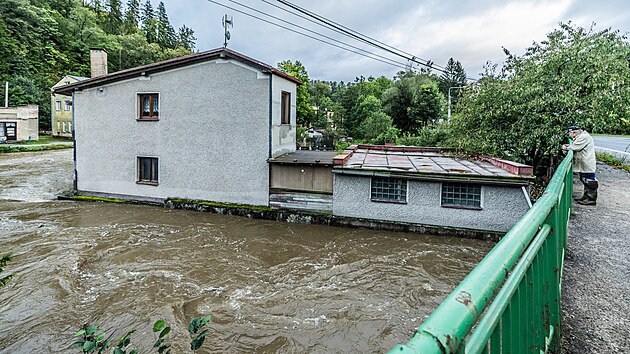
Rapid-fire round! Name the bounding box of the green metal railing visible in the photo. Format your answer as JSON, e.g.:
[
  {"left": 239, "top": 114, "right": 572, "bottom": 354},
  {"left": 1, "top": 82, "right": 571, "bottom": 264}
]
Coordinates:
[{"left": 389, "top": 151, "right": 573, "bottom": 354}]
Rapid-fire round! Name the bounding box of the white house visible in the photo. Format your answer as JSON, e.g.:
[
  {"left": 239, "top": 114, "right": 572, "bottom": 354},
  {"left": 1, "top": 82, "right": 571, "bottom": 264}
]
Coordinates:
[{"left": 53, "top": 48, "right": 301, "bottom": 206}]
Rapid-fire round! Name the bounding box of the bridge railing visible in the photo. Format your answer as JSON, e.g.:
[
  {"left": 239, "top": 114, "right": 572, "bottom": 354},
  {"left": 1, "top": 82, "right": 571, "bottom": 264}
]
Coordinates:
[{"left": 389, "top": 151, "right": 573, "bottom": 354}]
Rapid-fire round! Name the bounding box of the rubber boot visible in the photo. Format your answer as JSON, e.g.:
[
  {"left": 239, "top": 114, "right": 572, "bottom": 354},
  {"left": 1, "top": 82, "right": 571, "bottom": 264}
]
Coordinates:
[
  {"left": 573, "top": 190, "right": 587, "bottom": 202},
  {"left": 577, "top": 189, "right": 597, "bottom": 205}
]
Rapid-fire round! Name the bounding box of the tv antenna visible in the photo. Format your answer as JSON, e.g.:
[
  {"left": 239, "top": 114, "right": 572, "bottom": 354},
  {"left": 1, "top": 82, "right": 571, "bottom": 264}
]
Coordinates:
[{"left": 222, "top": 14, "right": 233, "bottom": 47}]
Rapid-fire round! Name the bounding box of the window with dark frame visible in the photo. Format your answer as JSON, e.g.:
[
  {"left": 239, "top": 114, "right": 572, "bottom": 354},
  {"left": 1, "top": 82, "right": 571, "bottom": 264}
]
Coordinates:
[
  {"left": 64, "top": 101, "right": 71, "bottom": 111},
  {"left": 281, "top": 91, "right": 290, "bottom": 124},
  {"left": 0, "top": 122, "right": 16, "bottom": 140},
  {"left": 371, "top": 177, "right": 407, "bottom": 203},
  {"left": 138, "top": 157, "right": 159, "bottom": 184},
  {"left": 55, "top": 101, "right": 61, "bottom": 111},
  {"left": 441, "top": 182, "right": 482, "bottom": 209},
  {"left": 139, "top": 93, "right": 159, "bottom": 120}
]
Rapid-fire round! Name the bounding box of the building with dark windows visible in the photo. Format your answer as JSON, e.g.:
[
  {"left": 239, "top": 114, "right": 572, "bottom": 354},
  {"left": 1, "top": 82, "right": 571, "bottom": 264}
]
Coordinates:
[
  {"left": 51, "top": 75, "right": 88, "bottom": 138},
  {"left": 53, "top": 48, "right": 300, "bottom": 206},
  {"left": 331, "top": 145, "right": 534, "bottom": 233}
]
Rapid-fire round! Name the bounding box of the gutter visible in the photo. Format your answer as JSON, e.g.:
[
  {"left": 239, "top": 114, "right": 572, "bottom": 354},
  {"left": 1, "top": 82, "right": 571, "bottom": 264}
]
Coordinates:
[
  {"left": 268, "top": 73, "right": 273, "bottom": 159},
  {"left": 332, "top": 169, "right": 533, "bottom": 187}
]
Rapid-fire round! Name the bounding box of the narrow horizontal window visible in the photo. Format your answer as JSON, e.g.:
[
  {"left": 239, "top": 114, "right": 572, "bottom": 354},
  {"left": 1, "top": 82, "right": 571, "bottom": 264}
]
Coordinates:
[
  {"left": 441, "top": 182, "right": 481, "bottom": 209},
  {"left": 138, "top": 93, "right": 159, "bottom": 120},
  {"left": 371, "top": 177, "right": 407, "bottom": 203},
  {"left": 138, "top": 157, "right": 159, "bottom": 185}
]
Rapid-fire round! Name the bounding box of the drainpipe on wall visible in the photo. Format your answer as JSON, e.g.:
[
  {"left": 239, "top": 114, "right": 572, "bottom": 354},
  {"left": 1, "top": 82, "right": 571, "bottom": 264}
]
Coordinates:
[
  {"left": 72, "top": 90, "right": 78, "bottom": 193},
  {"left": 268, "top": 73, "right": 273, "bottom": 159}
]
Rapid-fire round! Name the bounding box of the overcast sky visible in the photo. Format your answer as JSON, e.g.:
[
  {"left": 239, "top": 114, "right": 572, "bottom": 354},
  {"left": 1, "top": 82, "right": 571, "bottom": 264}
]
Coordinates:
[{"left": 157, "top": 0, "right": 629, "bottom": 82}]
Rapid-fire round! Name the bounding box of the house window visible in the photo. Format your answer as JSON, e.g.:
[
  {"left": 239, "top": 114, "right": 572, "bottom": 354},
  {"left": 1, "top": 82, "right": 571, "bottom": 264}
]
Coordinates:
[
  {"left": 64, "top": 101, "right": 71, "bottom": 111},
  {"left": 139, "top": 93, "right": 159, "bottom": 120},
  {"left": 138, "top": 157, "right": 159, "bottom": 184},
  {"left": 55, "top": 101, "right": 61, "bottom": 111},
  {"left": 441, "top": 182, "right": 482, "bottom": 209},
  {"left": 371, "top": 177, "right": 407, "bottom": 203},
  {"left": 62, "top": 122, "right": 66, "bottom": 133},
  {"left": 281, "top": 91, "right": 290, "bottom": 125},
  {"left": 0, "top": 122, "right": 16, "bottom": 140},
  {"left": 68, "top": 122, "right": 72, "bottom": 132}
]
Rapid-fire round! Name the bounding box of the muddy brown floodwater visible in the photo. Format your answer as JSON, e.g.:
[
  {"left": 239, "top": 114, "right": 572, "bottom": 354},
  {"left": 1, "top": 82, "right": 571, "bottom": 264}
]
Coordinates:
[{"left": 0, "top": 150, "right": 493, "bottom": 353}]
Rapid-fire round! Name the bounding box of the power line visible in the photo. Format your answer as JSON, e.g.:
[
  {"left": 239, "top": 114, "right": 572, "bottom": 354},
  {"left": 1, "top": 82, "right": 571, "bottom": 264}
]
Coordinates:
[
  {"left": 276, "top": 0, "right": 478, "bottom": 81},
  {"left": 206, "top": 0, "right": 411, "bottom": 71},
  {"left": 275, "top": 0, "right": 440, "bottom": 70},
  {"left": 225, "top": 0, "right": 412, "bottom": 69}
]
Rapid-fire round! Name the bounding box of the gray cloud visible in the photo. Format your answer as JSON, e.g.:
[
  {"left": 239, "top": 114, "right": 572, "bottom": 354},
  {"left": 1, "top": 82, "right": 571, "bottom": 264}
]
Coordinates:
[{"left": 157, "top": 0, "right": 629, "bottom": 82}]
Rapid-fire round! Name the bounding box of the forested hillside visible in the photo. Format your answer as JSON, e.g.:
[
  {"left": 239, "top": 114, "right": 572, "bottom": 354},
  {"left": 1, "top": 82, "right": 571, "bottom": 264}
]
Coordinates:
[{"left": 0, "top": 0, "right": 196, "bottom": 130}]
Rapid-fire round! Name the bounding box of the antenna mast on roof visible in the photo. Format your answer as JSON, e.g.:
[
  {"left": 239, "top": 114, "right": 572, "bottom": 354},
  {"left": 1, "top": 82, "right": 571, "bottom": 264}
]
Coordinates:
[{"left": 222, "top": 14, "right": 233, "bottom": 48}]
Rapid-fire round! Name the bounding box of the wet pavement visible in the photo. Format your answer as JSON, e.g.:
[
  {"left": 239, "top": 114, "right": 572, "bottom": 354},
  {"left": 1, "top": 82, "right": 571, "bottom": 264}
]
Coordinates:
[{"left": 561, "top": 163, "right": 630, "bottom": 353}]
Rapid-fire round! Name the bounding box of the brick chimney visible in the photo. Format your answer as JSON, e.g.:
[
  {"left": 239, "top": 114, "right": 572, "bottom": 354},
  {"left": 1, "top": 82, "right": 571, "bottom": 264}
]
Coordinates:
[{"left": 90, "top": 48, "right": 108, "bottom": 78}]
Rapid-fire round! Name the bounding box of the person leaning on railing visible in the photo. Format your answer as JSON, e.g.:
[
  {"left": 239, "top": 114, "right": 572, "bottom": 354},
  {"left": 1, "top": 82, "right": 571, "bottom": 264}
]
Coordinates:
[{"left": 562, "top": 125, "right": 598, "bottom": 205}]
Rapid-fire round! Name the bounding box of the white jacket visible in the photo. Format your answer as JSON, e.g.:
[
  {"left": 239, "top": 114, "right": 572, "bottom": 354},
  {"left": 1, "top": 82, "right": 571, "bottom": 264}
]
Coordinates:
[{"left": 567, "top": 131, "right": 596, "bottom": 173}]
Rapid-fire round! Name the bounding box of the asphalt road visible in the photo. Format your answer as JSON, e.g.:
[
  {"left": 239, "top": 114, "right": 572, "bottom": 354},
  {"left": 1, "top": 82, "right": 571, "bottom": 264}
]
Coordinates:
[{"left": 593, "top": 135, "right": 630, "bottom": 153}]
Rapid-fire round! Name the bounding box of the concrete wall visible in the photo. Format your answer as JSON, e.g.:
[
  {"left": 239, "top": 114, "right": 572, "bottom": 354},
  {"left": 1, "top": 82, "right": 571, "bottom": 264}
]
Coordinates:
[
  {"left": 0, "top": 105, "right": 39, "bottom": 141},
  {"left": 332, "top": 174, "right": 531, "bottom": 232},
  {"left": 73, "top": 59, "right": 276, "bottom": 206},
  {"left": 271, "top": 75, "right": 297, "bottom": 158}
]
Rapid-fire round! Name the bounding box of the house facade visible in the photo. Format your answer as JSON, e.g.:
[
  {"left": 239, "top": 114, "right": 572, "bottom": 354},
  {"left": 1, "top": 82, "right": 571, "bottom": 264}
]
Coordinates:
[
  {"left": 51, "top": 75, "right": 88, "bottom": 137},
  {"left": 53, "top": 48, "right": 300, "bottom": 206},
  {"left": 0, "top": 105, "right": 39, "bottom": 142}
]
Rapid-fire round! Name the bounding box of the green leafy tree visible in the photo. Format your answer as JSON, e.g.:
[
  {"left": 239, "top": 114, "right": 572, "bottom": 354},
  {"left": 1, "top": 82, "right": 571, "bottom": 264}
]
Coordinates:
[
  {"left": 348, "top": 94, "right": 383, "bottom": 138},
  {"left": 453, "top": 22, "right": 630, "bottom": 173},
  {"left": 409, "top": 81, "right": 446, "bottom": 128},
  {"left": 277, "top": 60, "right": 312, "bottom": 126},
  {"left": 361, "top": 111, "right": 394, "bottom": 142},
  {"left": 383, "top": 74, "right": 445, "bottom": 133}
]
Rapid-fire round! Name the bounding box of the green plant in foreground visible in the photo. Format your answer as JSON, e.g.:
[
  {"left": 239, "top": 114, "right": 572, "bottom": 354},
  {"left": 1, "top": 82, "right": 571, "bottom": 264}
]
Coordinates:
[
  {"left": 70, "top": 317, "right": 211, "bottom": 353},
  {"left": 0, "top": 253, "right": 13, "bottom": 287},
  {"left": 188, "top": 316, "right": 211, "bottom": 351},
  {"left": 70, "top": 325, "right": 111, "bottom": 353},
  {"left": 152, "top": 320, "right": 172, "bottom": 353}
]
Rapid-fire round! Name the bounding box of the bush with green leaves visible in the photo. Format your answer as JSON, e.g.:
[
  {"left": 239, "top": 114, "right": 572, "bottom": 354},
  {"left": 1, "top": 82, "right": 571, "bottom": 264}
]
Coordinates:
[
  {"left": 70, "top": 317, "right": 211, "bottom": 354},
  {"left": 452, "top": 22, "right": 630, "bottom": 173},
  {"left": 1, "top": 253, "right": 13, "bottom": 288}
]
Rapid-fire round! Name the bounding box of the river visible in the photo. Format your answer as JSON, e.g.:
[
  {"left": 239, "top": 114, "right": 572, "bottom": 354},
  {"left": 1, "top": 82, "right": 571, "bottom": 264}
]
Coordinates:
[{"left": 0, "top": 149, "right": 493, "bottom": 353}]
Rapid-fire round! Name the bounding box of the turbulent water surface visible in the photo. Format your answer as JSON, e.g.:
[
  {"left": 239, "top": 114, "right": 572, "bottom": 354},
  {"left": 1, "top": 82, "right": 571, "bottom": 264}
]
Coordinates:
[{"left": 0, "top": 149, "right": 493, "bottom": 353}]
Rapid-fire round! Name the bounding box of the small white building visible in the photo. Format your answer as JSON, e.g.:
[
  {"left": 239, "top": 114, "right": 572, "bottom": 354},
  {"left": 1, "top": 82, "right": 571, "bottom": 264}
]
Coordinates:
[
  {"left": 53, "top": 48, "right": 301, "bottom": 206},
  {"left": 0, "top": 105, "right": 39, "bottom": 142}
]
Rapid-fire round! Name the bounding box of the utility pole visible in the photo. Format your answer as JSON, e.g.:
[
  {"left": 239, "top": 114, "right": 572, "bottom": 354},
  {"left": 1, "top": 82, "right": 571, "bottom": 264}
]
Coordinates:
[
  {"left": 448, "top": 86, "right": 466, "bottom": 122},
  {"left": 222, "top": 14, "right": 233, "bottom": 48},
  {"left": 4, "top": 82, "right": 8, "bottom": 108}
]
